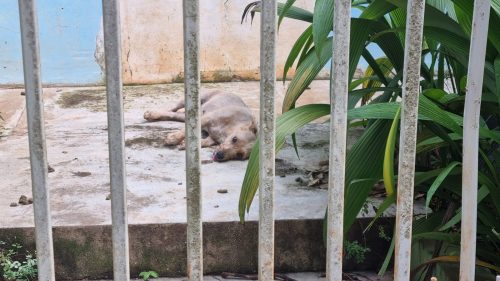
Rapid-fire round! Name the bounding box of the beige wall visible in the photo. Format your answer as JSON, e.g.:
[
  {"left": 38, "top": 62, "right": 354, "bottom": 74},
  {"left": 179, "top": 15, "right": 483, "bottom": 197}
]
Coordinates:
[{"left": 96, "top": 1, "right": 316, "bottom": 84}]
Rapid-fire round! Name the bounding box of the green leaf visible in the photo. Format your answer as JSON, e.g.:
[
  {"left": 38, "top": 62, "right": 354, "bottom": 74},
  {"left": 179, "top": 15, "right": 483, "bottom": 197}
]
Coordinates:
[
  {"left": 283, "top": 25, "right": 313, "bottom": 82},
  {"left": 343, "top": 120, "right": 392, "bottom": 231},
  {"left": 383, "top": 107, "right": 400, "bottom": 196},
  {"left": 494, "top": 55, "right": 500, "bottom": 105},
  {"left": 360, "top": 0, "right": 397, "bottom": 20},
  {"left": 364, "top": 193, "right": 396, "bottom": 232},
  {"left": 361, "top": 51, "right": 390, "bottom": 86},
  {"left": 283, "top": 18, "right": 374, "bottom": 113},
  {"left": 239, "top": 104, "right": 330, "bottom": 220},
  {"left": 378, "top": 228, "right": 396, "bottom": 275},
  {"left": 282, "top": 38, "right": 333, "bottom": 112},
  {"left": 439, "top": 185, "right": 489, "bottom": 231},
  {"left": 425, "top": 161, "right": 462, "bottom": 209},
  {"left": 410, "top": 255, "right": 500, "bottom": 277},
  {"left": 277, "top": 2, "right": 313, "bottom": 23},
  {"left": 349, "top": 76, "right": 381, "bottom": 91},
  {"left": 423, "top": 88, "right": 448, "bottom": 102},
  {"left": 242, "top": 2, "right": 313, "bottom": 24},
  {"left": 313, "top": 0, "right": 333, "bottom": 59},
  {"left": 452, "top": 0, "right": 500, "bottom": 51},
  {"left": 278, "top": 0, "right": 297, "bottom": 28},
  {"left": 416, "top": 133, "right": 462, "bottom": 154},
  {"left": 412, "top": 232, "right": 460, "bottom": 243}
]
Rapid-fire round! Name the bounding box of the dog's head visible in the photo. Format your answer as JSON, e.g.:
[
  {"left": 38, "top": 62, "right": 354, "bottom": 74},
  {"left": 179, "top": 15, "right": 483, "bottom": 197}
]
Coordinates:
[{"left": 212, "top": 123, "right": 257, "bottom": 162}]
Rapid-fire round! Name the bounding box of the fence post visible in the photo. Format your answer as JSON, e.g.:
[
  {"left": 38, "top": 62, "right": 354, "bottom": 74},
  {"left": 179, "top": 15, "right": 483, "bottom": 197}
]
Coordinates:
[
  {"left": 326, "top": 0, "right": 351, "bottom": 280},
  {"left": 460, "top": 1, "right": 491, "bottom": 280},
  {"left": 102, "top": 0, "right": 130, "bottom": 279},
  {"left": 18, "top": 1, "right": 55, "bottom": 280},
  {"left": 393, "top": 0, "right": 426, "bottom": 280},
  {"left": 259, "top": 1, "right": 277, "bottom": 280},
  {"left": 183, "top": 0, "right": 203, "bottom": 280}
]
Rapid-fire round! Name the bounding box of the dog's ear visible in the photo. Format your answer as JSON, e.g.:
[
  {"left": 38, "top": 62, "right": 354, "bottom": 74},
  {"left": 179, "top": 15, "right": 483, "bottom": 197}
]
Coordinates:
[{"left": 250, "top": 122, "right": 258, "bottom": 135}]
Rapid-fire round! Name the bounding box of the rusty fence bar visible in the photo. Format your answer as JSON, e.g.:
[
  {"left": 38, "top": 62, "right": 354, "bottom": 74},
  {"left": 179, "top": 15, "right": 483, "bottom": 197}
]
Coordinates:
[
  {"left": 460, "top": 1, "right": 491, "bottom": 280},
  {"left": 102, "top": 0, "right": 130, "bottom": 280},
  {"left": 393, "top": 0, "right": 426, "bottom": 280},
  {"left": 259, "top": 0, "right": 277, "bottom": 280},
  {"left": 183, "top": 0, "right": 203, "bottom": 280},
  {"left": 326, "top": 0, "right": 351, "bottom": 280},
  {"left": 18, "top": 1, "right": 56, "bottom": 280}
]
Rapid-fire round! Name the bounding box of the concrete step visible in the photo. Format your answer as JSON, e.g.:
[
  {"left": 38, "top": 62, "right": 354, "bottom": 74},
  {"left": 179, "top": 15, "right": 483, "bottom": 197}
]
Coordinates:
[{"left": 91, "top": 271, "right": 392, "bottom": 281}]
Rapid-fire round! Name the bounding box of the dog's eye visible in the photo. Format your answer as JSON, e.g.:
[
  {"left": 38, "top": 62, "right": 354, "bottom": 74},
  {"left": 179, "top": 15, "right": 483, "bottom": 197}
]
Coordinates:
[
  {"left": 236, "top": 153, "right": 244, "bottom": 160},
  {"left": 232, "top": 136, "right": 238, "bottom": 143}
]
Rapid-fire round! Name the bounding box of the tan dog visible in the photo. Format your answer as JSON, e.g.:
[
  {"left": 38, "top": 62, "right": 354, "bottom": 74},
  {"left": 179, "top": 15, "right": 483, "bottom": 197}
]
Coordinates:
[{"left": 144, "top": 91, "right": 257, "bottom": 162}]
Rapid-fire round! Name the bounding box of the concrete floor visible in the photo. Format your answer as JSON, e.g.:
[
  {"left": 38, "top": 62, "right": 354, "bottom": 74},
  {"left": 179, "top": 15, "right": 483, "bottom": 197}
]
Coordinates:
[
  {"left": 0, "top": 81, "right": 430, "bottom": 228},
  {"left": 0, "top": 81, "right": 331, "bottom": 228}
]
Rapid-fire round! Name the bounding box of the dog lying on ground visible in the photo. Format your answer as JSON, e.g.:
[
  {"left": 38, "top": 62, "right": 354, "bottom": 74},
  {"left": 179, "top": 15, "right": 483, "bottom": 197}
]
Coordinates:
[{"left": 144, "top": 91, "right": 257, "bottom": 162}]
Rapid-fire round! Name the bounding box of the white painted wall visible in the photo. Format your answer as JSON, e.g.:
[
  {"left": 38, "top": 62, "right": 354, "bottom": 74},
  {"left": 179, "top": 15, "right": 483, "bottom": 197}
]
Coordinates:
[{"left": 95, "top": 0, "right": 316, "bottom": 84}]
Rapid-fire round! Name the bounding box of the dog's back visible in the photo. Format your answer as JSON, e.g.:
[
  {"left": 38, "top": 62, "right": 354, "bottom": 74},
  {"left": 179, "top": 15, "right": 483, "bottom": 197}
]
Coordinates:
[{"left": 202, "top": 92, "right": 252, "bottom": 116}]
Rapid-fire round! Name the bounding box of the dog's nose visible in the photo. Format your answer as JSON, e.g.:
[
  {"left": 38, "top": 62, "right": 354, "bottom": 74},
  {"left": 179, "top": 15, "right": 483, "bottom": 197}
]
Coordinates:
[{"left": 215, "top": 151, "right": 224, "bottom": 161}]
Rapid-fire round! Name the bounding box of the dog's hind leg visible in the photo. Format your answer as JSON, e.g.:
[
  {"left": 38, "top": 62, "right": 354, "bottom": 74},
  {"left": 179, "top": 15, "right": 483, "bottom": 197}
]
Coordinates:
[{"left": 144, "top": 111, "right": 185, "bottom": 122}]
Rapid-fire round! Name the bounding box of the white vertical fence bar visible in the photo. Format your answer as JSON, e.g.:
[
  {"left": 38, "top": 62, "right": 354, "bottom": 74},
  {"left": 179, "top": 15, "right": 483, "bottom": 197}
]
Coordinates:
[
  {"left": 18, "top": 1, "right": 55, "bottom": 280},
  {"left": 102, "top": 1, "right": 130, "bottom": 280},
  {"left": 460, "top": 1, "right": 490, "bottom": 280},
  {"left": 326, "top": 0, "right": 351, "bottom": 280},
  {"left": 393, "top": 0, "right": 426, "bottom": 280},
  {"left": 183, "top": 0, "right": 203, "bottom": 280},
  {"left": 259, "top": 0, "right": 277, "bottom": 280}
]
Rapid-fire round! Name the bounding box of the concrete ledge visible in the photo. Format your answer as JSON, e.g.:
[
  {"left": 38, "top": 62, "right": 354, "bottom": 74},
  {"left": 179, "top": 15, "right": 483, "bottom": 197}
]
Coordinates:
[{"left": 0, "top": 218, "right": 393, "bottom": 280}]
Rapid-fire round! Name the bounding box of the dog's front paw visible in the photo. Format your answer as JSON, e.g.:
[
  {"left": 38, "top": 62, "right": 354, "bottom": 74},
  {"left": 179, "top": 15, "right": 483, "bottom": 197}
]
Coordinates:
[
  {"left": 144, "top": 110, "right": 158, "bottom": 121},
  {"left": 177, "top": 140, "right": 186, "bottom": 150},
  {"left": 164, "top": 131, "right": 184, "bottom": 146}
]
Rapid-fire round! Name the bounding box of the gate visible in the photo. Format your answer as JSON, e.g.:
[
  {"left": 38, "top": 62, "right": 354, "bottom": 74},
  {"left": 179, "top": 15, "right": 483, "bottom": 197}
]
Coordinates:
[{"left": 16, "top": 0, "right": 491, "bottom": 280}]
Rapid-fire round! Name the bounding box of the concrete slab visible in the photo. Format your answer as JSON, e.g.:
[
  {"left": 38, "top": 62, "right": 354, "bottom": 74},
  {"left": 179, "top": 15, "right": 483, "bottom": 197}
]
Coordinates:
[
  {"left": 0, "top": 81, "right": 337, "bottom": 227},
  {"left": 0, "top": 81, "right": 429, "bottom": 227},
  {"left": 0, "top": 81, "right": 428, "bottom": 279}
]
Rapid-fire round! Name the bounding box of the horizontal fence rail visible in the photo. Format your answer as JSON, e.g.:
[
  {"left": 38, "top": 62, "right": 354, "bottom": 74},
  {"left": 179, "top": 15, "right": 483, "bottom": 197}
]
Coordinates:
[
  {"left": 102, "top": 0, "right": 130, "bottom": 280},
  {"left": 18, "top": 1, "right": 56, "bottom": 280},
  {"left": 183, "top": 0, "right": 203, "bottom": 280},
  {"left": 259, "top": 1, "right": 277, "bottom": 280},
  {"left": 394, "top": 0, "right": 426, "bottom": 280},
  {"left": 326, "top": 0, "right": 351, "bottom": 280},
  {"left": 16, "top": 0, "right": 492, "bottom": 280},
  {"left": 460, "top": 0, "right": 491, "bottom": 280}
]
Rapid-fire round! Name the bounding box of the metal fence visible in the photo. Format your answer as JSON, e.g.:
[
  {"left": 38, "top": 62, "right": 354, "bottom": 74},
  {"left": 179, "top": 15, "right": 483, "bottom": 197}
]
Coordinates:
[{"left": 16, "top": 0, "right": 491, "bottom": 280}]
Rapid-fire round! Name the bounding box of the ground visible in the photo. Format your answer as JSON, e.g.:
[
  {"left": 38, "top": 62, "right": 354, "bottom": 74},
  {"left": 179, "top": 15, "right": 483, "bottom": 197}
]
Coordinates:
[
  {"left": 0, "top": 81, "right": 340, "bottom": 227},
  {"left": 0, "top": 81, "right": 428, "bottom": 279}
]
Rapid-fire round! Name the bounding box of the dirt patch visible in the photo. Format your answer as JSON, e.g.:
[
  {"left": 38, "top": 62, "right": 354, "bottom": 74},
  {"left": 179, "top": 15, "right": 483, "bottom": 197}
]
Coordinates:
[
  {"left": 57, "top": 89, "right": 107, "bottom": 111},
  {"left": 125, "top": 136, "right": 164, "bottom": 148},
  {"left": 72, "top": 171, "right": 92, "bottom": 177},
  {"left": 0, "top": 112, "right": 8, "bottom": 137},
  {"left": 56, "top": 84, "right": 184, "bottom": 112},
  {"left": 0, "top": 125, "right": 5, "bottom": 138}
]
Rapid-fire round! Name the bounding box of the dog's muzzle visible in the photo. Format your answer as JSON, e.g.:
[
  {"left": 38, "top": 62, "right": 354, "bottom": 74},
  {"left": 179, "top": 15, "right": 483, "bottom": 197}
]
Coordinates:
[{"left": 212, "top": 151, "right": 225, "bottom": 161}]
